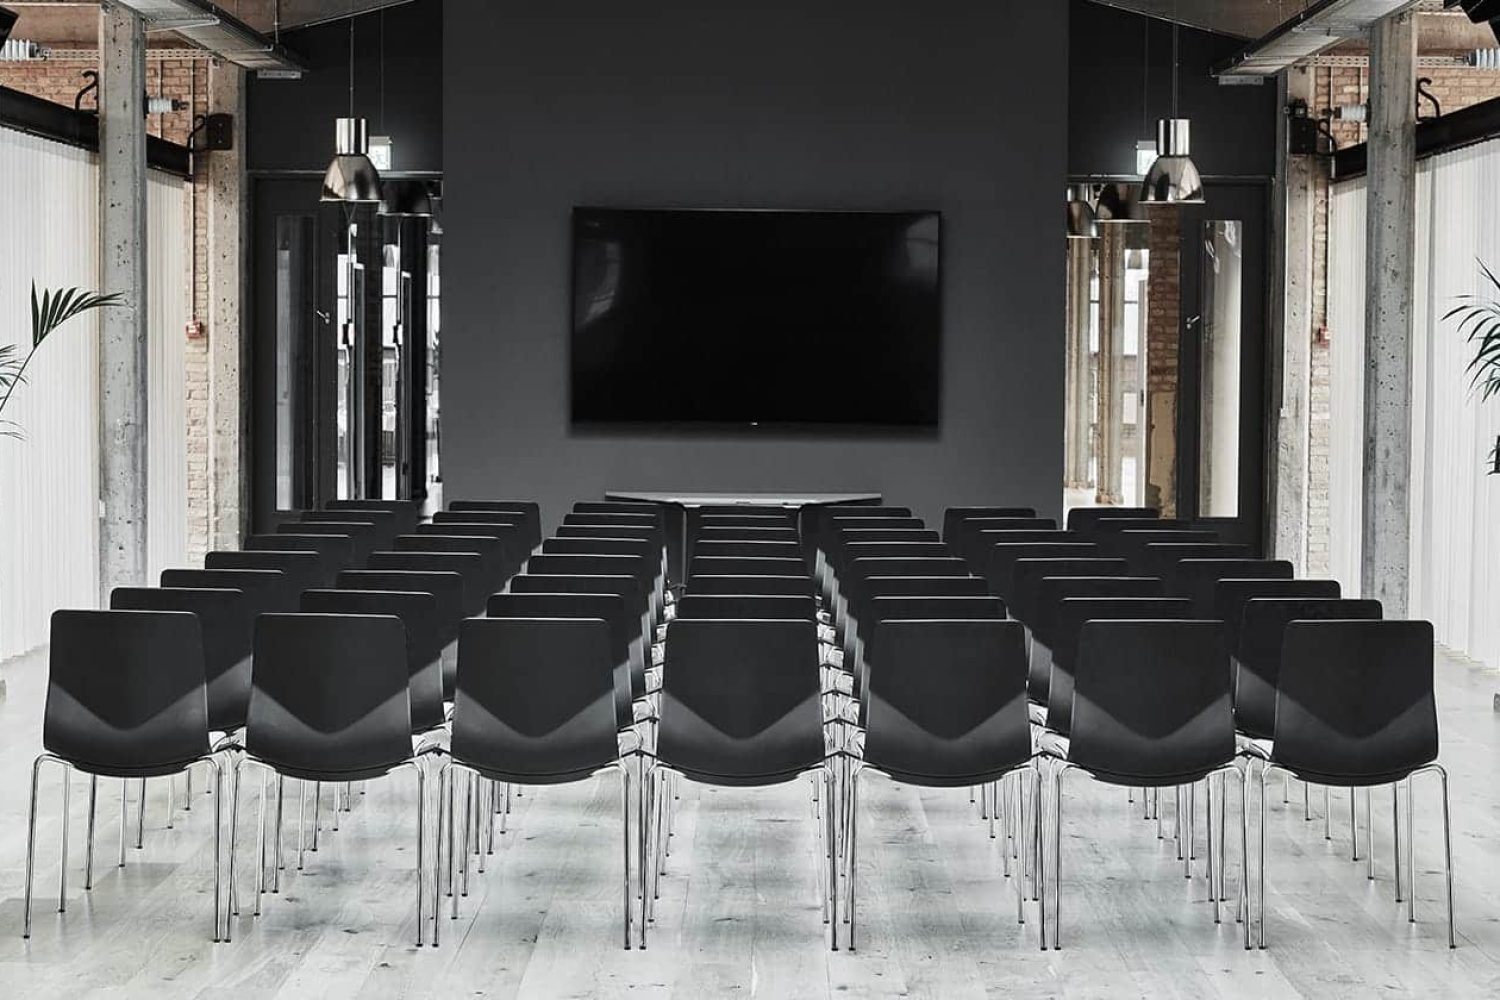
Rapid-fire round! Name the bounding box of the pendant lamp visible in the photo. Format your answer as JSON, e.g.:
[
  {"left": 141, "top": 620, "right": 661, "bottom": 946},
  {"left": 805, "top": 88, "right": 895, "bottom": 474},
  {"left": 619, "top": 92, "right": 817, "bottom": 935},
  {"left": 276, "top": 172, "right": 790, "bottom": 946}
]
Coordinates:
[
  {"left": 1066, "top": 184, "right": 1098, "bottom": 239},
  {"left": 1142, "top": 23, "right": 1204, "bottom": 205},
  {"left": 322, "top": 7, "right": 382, "bottom": 203}
]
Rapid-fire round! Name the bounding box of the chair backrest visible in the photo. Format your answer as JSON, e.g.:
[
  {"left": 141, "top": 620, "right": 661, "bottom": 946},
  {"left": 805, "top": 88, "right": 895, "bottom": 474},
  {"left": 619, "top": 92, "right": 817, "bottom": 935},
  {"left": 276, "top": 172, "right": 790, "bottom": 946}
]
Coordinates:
[
  {"left": 298, "top": 508, "right": 399, "bottom": 550},
  {"left": 1031, "top": 576, "right": 1164, "bottom": 648},
  {"left": 367, "top": 550, "right": 485, "bottom": 614},
  {"left": 836, "top": 528, "right": 941, "bottom": 547},
  {"left": 658, "top": 619, "right": 824, "bottom": 785},
  {"left": 452, "top": 618, "right": 623, "bottom": 782},
  {"left": 983, "top": 542, "right": 1097, "bottom": 601},
  {"left": 247, "top": 614, "right": 412, "bottom": 781},
  {"left": 207, "top": 549, "right": 326, "bottom": 596},
  {"left": 45, "top": 610, "right": 209, "bottom": 777},
  {"left": 575, "top": 500, "right": 664, "bottom": 525},
  {"left": 556, "top": 524, "right": 659, "bottom": 544},
  {"left": 1235, "top": 598, "right": 1383, "bottom": 739},
  {"left": 246, "top": 533, "right": 355, "bottom": 581},
  {"left": 323, "top": 498, "right": 423, "bottom": 535},
  {"left": 957, "top": 518, "right": 1060, "bottom": 560},
  {"left": 1139, "top": 543, "right": 1251, "bottom": 584},
  {"left": 698, "top": 513, "right": 798, "bottom": 530},
  {"left": 415, "top": 522, "right": 530, "bottom": 576},
  {"left": 687, "top": 575, "right": 816, "bottom": 598},
  {"left": 487, "top": 593, "right": 639, "bottom": 718},
  {"left": 163, "top": 567, "right": 295, "bottom": 613},
  {"left": 864, "top": 619, "right": 1030, "bottom": 784},
  {"left": 689, "top": 556, "right": 806, "bottom": 581},
  {"left": 1068, "top": 620, "right": 1234, "bottom": 785},
  {"left": 1173, "top": 559, "right": 1294, "bottom": 614},
  {"left": 1008, "top": 557, "right": 1129, "bottom": 627},
  {"left": 860, "top": 575, "right": 993, "bottom": 601},
  {"left": 276, "top": 520, "right": 378, "bottom": 563},
  {"left": 1213, "top": 578, "right": 1341, "bottom": 649},
  {"left": 109, "top": 587, "right": 253, "bottom": 732},
  {"left": 395, "top": 533, "right": 511, "bottom": 594},
  {"left": 1105, "top": 528, "right": 1218, "bottom": 560},
  {"left": 300, "top": 590, "right": 445, "bottom": 733},
  {"left": 1273, "top": 620, "right": 1438, "bottom": 786},
  {"left": 676, "top": 594, "right": 818, "bottom": 621},
  {"left": 692, "top": 539, "right": 803, "bottom": 560},
  {"left": 695, "top": 526, "right": 800, "bottom": 544},
  {"left": 1064, "top": 506, "right": 1159, "bottom": 533},
  {"left": 433, "top": 509, "right": 527, "bottom": 529},
  {"left": 448, "top": 500, "right": 542, "bottom": 549},
  {"left": 1045, "top": 597, "right": 1194, "bottom": 735},
  {"left": 335, "top": 569, "right": 467, "bottom": 643},
  {"left": 942, "top": 506, "right": 1038, "bottom": 544},
  {"left": 543, "top": 536, "right": 656, "bottom": 563},
  {"left": 562, "top": 511, "right": 655, "bottom": 529}
]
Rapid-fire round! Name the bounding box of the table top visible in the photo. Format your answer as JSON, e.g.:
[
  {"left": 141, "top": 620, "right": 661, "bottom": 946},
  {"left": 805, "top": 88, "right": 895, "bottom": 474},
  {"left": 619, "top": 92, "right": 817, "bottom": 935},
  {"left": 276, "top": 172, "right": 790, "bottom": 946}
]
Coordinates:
[{"left": 605, "top": 491, "right": 882, "bottom": 508}]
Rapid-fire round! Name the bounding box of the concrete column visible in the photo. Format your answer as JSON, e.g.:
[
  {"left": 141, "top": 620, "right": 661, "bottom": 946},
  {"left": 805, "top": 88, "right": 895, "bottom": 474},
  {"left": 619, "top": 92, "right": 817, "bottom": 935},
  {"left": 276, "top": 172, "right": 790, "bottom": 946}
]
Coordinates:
[
  {"left": 207, "top": 61, "right": 250, "bottom": 552},
  {"left": 1096, "top": 225, "right": 1126, "bottom": 505},
  {"left": 1361, "top": 12, "right": 1417, "bottom": 616},
  {"left": 1269, "top": 66, "right": 1315, "bottom": 574},
  {"left": 1064, "top": 238, "right": 1093, "bottom": 488},
  {"left": 98, "top": 3, "right": 148, "bottom": 605}
]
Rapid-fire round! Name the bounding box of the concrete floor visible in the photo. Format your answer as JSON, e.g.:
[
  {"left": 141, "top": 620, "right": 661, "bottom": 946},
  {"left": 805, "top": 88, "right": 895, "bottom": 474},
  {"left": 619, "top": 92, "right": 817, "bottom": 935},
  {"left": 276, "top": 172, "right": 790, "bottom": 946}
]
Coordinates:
[{"left": 0, "top": 645, "right": 1495, "bottom": 999}]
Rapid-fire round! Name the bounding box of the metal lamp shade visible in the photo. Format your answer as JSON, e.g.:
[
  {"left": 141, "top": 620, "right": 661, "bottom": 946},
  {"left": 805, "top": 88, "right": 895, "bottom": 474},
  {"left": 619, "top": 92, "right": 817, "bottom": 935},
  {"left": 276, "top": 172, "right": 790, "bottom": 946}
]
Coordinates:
[
  {"left": 380, "top": 179, "right": 435, "bottom": 218},
  {"left": 1095, "top": 181, "right": 1140, "bottom": 224},
  {"left": 321, "top": 117, "right": 383, "bottom": 203},
  {"left": 1066, "top": 184, "right": 1098, "bottom": 239},
  {"left": 1141, "top": 118, "right": 1205, "bottom": 205}
]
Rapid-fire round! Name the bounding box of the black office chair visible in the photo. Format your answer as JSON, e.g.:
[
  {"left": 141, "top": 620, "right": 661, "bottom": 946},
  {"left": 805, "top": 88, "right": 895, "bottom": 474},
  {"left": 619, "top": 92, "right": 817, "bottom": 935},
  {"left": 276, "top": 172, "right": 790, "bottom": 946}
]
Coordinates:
[
  {"left": 506, "top": 575, "right": 653, "bottom": 698},
  {"left": 300, "top": 590, "right": 447, "bottom": 739},
  {"left": 367, "top": 550, "right": 486, "bottom": 615},
  {"left": 695, "top": 525, "right": 800, "bottom": 544},
  {"left": 958, "top": 520, "right": 1063, "bottom": 570},
  {"left": 654, "top": 619, "right": 837, "bottom": 948},
  {"left": 1104, "top": 528, "right": 1218, "bottom": 562},
  {"left": 687, "top": 574, "right": 817, "bottom": 598},
  {"left": 1026, "top": 578, "right": 1165, "bottom": 710},
  {"left": 849, "top": 618, "right": 1034, "bottom": 948},
  {"left": 336, "top": 569, "right": 467, "bottom": 700},
  {"left": 448, "top": 500, "right": 542, "bottom": 552},
  {"left": 1064, "top": 506, "right": 1159, "bottom": 534},
  {"left": 1213, "top": 578, "right": 1341, "bottom": 650},
  {"left": 575, "top": 500, "right": 663, "bottom": 523},
  {"left": 984, "top": 542, "right": 1098, "bottom": 605},
  {"left": 688, "top": 555, "right": 807, "bottom": 583},
  {"left": 206, "top": 549, "right": 327, "bottom": 597},
  {"left": 1138, "top": 542, "right": 1251, "bottom": 584},
  {"left": 942, "top": 506, "right": 1038, "bottom": 545},
  {"left": 1007, "top": 557, "right": 1129, "bottom": 632},
  {"left": 448, "top": 618, "right": 639, "bottom": 947},
  {"left": 1249, "top": 620, "right": 1450, "bottom": 949},
  {"left": 298, "top": 508, "right": 400, "bottom": 551},
  {"left": 396, "top": 534, "right": 513, "bottom": 602},
  {"left": 236, "top": 613, "right": 440, "bottom": 947},
  {"left": 25, "top": 610, "right": 228, "bottom": 942},
  {"left": 416, "top": 522, "right": 531, "bottom": 579},
  {"left": 676, "top": 594, "right": 818, "bottom": 621},
  {"left": 245, "top": 533, "right": 355, "bottom": 583},
  {"left": 692, "top": 539, "right": 803, "bottom": 560},
  {"left": 324, "top": 498, "right": 424, "bottom": 536},
  {"left": 1173, "top": 559, "right": 1294, "bottom": 615},
  {"left": 275, "top": 520, "right": 379, "bottom": 564},
  {"left": 163, "top": 567, "right": 296, "bottom": 614},
  {"left": 1042, "top": 619, "right": 1243, "bottom": 950}
]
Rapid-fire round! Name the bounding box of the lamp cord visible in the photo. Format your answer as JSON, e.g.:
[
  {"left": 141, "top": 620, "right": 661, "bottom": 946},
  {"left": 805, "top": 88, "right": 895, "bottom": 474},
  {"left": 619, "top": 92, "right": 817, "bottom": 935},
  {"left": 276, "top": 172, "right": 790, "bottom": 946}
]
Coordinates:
[
  {"left": 347, "top": 0, "right": 355, "bottom": 119},
  {"left": 1172, "top": 23, "right": 1180, "bottom": 120}
]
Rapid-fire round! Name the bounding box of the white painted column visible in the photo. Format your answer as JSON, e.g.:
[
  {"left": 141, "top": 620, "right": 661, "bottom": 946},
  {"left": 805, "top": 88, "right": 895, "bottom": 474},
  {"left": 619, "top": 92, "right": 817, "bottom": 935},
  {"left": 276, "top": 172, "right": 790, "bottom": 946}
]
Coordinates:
[
  {"left": 1361, "top": 12, "right": 1417, "bottom": 616},
  {"left": 1064, "top": 237, "right": 1093, "bottom": 488},
  {"left": 1096, "top": 225, "right": 1125, "bottom": 505},
  {"left": 98, "top": 3, "right": 149, "bottom": 604}
]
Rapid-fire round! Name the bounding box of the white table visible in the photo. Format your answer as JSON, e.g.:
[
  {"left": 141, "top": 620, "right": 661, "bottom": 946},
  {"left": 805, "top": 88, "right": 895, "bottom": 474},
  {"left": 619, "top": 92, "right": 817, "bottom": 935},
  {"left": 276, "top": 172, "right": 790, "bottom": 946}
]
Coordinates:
[{"left": 605, "top": 491, "right": 883, "bottom": 584}]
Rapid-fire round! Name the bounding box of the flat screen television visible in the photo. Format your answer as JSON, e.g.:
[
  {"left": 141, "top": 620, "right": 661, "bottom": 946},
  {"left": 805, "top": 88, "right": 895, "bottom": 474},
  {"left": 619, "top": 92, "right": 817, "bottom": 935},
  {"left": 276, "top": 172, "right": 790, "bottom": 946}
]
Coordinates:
[{"left": 570, "top": 208, "right": 942, "bottom": 427}]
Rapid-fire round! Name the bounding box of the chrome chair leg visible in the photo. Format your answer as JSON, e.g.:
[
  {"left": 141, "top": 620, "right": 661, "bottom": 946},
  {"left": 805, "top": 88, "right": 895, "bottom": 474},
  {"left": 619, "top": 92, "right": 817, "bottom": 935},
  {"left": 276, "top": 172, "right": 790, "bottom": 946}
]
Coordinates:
[
  {"left": 847, "top": 766, "right": 861, "bottom": 952},
  {"left": 272, "top": 774, "right": 285, "bottom": 891},
  {"left": 620, "top": 765, "right": 633, "bottom": 950},
  {"left": 22, "top": 755, "right": 50, "bottom": 939},
  {"left": 1393, "top": 780, "right": 1404, "bottom": 903},
  {"left": 84, "top": 774, "right": 98, "bottom": 890},
  {"left": 1405, "top": 776, "right": 1415, "bottom": 924},
  {"left": 205, "top": 757, "right": 224, "bottom": 943},
  {"left": 58, "top": 768, "right": 71, "bottom": 913},
  {"left": 135, "top": 777, "right": 146, "bottom": 850},
  {"left": 826, "top": 767, "right": 839, "bottom": 950},
  {"left": 1367, "top": 787, "right": 1376, "bottom": 881},
  {"left": 1257, "top": 762, "right": 1269, "bottom": 949},
  {"left": 118, "top": 778, "right": 128, "bottom": 869},
  {"left": 254, "top": 767, "right": 268, "bottom": 916},
  {"left": 1349, "top": 787, "right": 1358, "bottom": 860},
  {"left": 1417, "top": 763, "right": 1457, "bottom": 949},
  {"left": 167, "top": 772, "right": 175, "bottom": 829},
  {"left": 297, "top": 781, "right": 307, "bottom": 871}
]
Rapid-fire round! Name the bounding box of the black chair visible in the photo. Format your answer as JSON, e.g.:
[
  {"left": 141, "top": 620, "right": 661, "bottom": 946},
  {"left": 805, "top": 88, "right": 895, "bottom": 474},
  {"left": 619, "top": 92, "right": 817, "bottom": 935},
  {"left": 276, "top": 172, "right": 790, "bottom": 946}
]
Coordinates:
[
  {"left": 396, "top": 534, "right": 513, "bottom": 601},
  {"left": 653, "top": 619, "right": 837, "bottom": 947},
  {"left": 695, "top": 525, "right": 800, "bottom": 544},
  {"left": 562, "top": 511, "right": 656, "bottom": 530},
  {"left": 688, "top": 555, "right": 806, "bottom": 582},
  {"left": 1064, "top": 506, "right": 1159, "bottom": 534},
  {"left": 1027, "top": 578, "right": 1164, "bottom": 706},
  {"left": 1007, "top": 557, "right": 1129, "bottom": 631},
  {"left": 415, "top": 522, "right": 531, "bottom": 579},
  {"left": 984, "top": 542, "right": 1098, "bottom": 604},
  {"left": 245, "top": 533, "right": 356, "bottom": 582},
  {"left": 448, "top": 500, "right": 542, "bottom": 552},
  {"left": 1212, "top": 578, "right": 1341, "bottom": 651},
  {"left": 275, "top": 520, "right": 379, "bottom": 564},
  {"left": 324, "top": 498, "right": 423, "bottom": 535},
  {"left": 111, "top": 587, "right": 254, "bottom": 737},
  {"left": 367, "top": 550, "right": 486, "bottom": 615},
  {"left": 207, "top": 550, "right": 327, "bottom": 596},
  {"left": 692, "top": 539, "right": 803, "bottom": 560},
  {"left": 26, "top": 610, "right": 227, "bottom": 941},
  {"left": 526, "top": 553, "right": 658, "bottom": 634},
  {"left": 506, "top": 574, "right": 653, "bottom": 697},
  {"left": 163, "top": 567, "right": 296, "bottom": 614},
  {"left": 1103, "top": 528, "right": 1218, "bottom": 561},
  {"left": 1234, "top": 598, "right": 1383, "bottom": 741},
  {"left": 1249, "top": 620, "right": 1450, "bottom": 949},
  {"left": 1173, "top": 559, "right": 1294, "bottom": 616},
  {"left": 1139, "top": 543, "right": 1251, "bottom": 588},
  {"left": 298, "top": 508, "right": 400, "bottom": 551},
  {"left": 337, "top": 569, "right": 467, "bottom": 700},
  {"left": 697, "top": 514, "right": 799, "bottom": 531},
  {"left": 575, "top": 500, "right": 663, "bottom": 523},
  {"left": 942, "top": 506, "right": 1038, "bottom": 545},
  {"left": 687, "top": 575, "right": 817, "bottom": 598},
  {"left": 1042, "top": 619, "right": 1242, "bottom": 949},
  {"left": 236, "top": 613, "right": 440, "bottom": 947},
  {"left": 957, "top": 519, "right": 1062, "bottom": 569},
  {"left": 851, "top": 595, "right": 1006, "bottom": 703},
  {"left": 836, "top": 577, "right": 997, "bottom": 692},
  {"left": 849, "top": 618, "right": 1034, "bottom": 947},
  {"left": 300, "top": 590, "right": 447, "bottom": 738},
  {"left": 448, "top": 618, "right": 638, "bottom": 947}
]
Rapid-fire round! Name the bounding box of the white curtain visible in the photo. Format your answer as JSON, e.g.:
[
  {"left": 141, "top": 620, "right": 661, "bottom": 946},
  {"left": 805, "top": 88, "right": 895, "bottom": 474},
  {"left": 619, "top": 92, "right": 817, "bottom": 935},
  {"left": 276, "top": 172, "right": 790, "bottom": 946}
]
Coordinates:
[
  {"left": 1328, "top": 142, "right": 1500, "bottom": 670},
  {"left": 0, "top": 125, "right": 190, "bottom": 661}
]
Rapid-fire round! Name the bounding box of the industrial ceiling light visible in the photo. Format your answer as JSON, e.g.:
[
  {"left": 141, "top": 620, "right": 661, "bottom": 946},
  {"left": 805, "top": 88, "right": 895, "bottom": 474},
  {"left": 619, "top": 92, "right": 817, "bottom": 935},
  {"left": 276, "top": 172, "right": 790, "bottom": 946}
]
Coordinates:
[
  {"left": 1142, "top": 23, "right": 1205, "bottom": 205},
  {"left": 321, "top": 6, "right": 382, "bottom": 203},
  {"left": 381, "top": 179, "right": 436, "bottom": 218},
  {"left": 1066, "top": 184, "right": 1098, "bottom": 239},
  {"left": 1095, "top": 181, "right": 1140, "bottom": 224}
]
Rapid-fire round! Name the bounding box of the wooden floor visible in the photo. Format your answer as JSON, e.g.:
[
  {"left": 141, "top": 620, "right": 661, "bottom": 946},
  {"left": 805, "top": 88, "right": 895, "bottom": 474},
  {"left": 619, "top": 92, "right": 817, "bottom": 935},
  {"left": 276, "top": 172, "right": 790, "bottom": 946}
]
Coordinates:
[{"left": 0, "top": 646, "right": 1497, "bottom": 999}]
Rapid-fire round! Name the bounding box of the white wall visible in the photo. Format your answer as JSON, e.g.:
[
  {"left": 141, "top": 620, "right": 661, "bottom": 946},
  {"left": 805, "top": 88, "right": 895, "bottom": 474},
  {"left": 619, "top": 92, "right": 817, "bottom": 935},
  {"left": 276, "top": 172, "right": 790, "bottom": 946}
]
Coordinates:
[
  {"left": 0, "top": 125, "right": 189, "bottom": 661},
  {"left": 1328, "top": 142, "right": 1500, "bottom": 670}
]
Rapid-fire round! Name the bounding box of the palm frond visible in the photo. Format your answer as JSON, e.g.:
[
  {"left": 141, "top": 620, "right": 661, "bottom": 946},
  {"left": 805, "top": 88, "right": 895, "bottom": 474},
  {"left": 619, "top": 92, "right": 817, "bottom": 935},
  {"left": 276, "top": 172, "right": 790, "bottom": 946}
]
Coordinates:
[{"left": 30, "top": 283, "right": 124, "bottom": 349}]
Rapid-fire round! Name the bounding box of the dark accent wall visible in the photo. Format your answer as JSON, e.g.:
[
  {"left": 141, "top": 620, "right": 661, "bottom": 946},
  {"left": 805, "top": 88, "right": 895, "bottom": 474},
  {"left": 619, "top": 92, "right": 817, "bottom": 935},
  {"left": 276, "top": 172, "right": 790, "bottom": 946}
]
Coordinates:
[
  {"left": 1069, "top": 0, "right": 1275, "bottom": 180},
  {"left": 247, "top": 0, "right": 442, "bottom": 174},
  {"left": 442, "top": 0, "right": 1069, "bottom": 529}
]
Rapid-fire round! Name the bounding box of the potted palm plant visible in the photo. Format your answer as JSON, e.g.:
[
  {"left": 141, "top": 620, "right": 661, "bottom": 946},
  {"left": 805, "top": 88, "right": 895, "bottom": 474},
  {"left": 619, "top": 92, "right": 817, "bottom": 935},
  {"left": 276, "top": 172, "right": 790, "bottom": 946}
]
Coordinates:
[
  {"left": 0, "top": 284, "right": 122, "bottom": 439},
  {"left": 1443, "top": 261, "right": 1500, "bottom": 475}
]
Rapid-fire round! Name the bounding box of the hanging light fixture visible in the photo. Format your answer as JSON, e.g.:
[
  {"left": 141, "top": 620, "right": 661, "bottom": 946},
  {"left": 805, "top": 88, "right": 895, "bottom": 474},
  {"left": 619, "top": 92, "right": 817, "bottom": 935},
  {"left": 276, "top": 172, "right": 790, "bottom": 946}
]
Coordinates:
[
  {"left": 1066, "top": 184, "right": 1098, "bottom": 239},
  {"left": 321, "top": 5, "right": 382, "bottom": 203},
  {"left": 1142, "top": 22, "right": 1204, "bottom": 205},
  {"left": 1095, "top": 181, "right": 1139, "bottom": 224}
]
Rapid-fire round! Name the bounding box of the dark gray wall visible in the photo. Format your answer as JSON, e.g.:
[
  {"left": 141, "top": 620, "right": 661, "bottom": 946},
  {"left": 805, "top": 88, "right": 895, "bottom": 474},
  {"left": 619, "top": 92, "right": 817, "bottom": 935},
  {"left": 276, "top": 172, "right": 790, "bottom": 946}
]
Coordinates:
[{"left": 443, "top": 0, "right": 1069, "bottom": 529}]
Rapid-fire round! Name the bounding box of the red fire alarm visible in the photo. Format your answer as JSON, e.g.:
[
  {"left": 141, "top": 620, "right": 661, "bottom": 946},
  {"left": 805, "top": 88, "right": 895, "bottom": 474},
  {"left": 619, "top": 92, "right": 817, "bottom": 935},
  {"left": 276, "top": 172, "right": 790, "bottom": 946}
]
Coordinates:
[{"left": 186, "top": 320, "right": 205, "bottom": 340}]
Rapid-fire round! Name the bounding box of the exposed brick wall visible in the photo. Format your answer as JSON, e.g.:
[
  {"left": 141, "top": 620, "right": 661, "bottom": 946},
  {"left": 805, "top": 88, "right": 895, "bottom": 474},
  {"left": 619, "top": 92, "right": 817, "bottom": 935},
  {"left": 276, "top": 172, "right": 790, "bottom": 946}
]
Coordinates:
[
  {"left": 0, "top": 53, "right": 213, "bottom": 565},
  {"left": 1144, "top": 205, "right": 1180, "bottom": 517}
]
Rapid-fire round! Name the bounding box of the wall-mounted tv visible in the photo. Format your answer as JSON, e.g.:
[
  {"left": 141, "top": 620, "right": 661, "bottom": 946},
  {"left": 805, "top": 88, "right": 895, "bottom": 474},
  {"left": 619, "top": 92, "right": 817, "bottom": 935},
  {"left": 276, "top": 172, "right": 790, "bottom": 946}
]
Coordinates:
[{"left": 570, "top": 208, "right": 942, "bottom": 427}]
